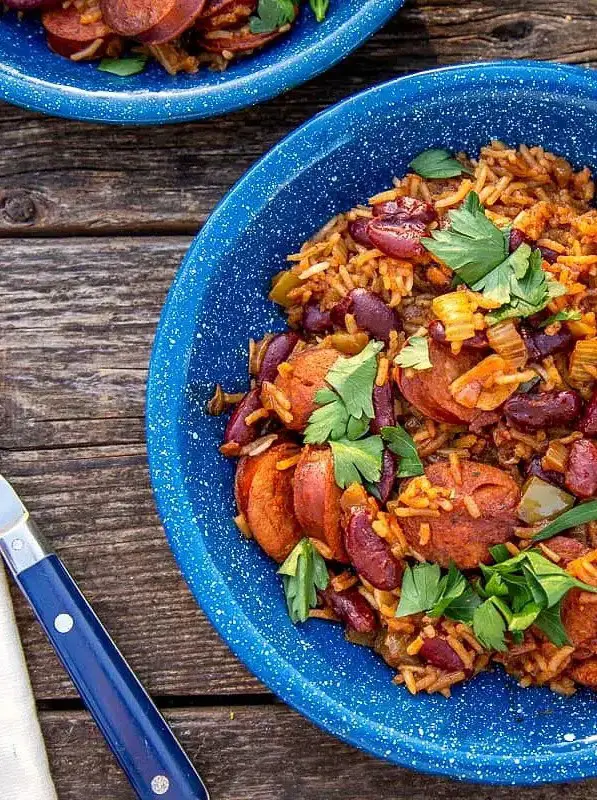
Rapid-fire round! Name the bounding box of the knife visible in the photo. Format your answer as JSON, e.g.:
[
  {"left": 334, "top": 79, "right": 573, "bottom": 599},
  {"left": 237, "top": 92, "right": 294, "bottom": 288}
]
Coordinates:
[{"left": 0, "top": 474, "right": 210, "bottom": 800}]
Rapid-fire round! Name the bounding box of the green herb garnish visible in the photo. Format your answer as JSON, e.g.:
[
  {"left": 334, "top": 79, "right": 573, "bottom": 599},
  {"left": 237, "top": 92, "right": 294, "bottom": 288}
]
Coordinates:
[
  {"left": 394, "top": 549, "right": 597, "bottom": 650},
  {"left": 303, "top": 341, "right": 383, "bottom": 446},
  {"left": 422, "top": 192, "right": 566, "bottom": 316},
  {"left": 329, "top": 436, "right": 383, "bottom": 489},
  {"left": 278, "top": 538, "right": 329, "bottom": 623},
  {"left": 532, "top": 500, "right": 597, "bottom": 542},
  {"left": 539, "top": 309, "right": 582, "bottom": 328},
  {"left": 394, "top": 336, "right": 432, "bottom": 371},
  {"left": 309, "top": 0, "right": 329, "bottom": 22},
  {"left": 395, "top": 562, "right": 480, "bottom": 623},
  {"left": 409, "top": 148, "right": 473, "bottom": 179},
  {"left": 381, "top": 425, "right": 424, "bottom": 478},
  {"left": 250, "top": 0, "right": 296, "bottom": 33},
  {"left": 98, "top": 55, "right": 148, "bottom": 77}
]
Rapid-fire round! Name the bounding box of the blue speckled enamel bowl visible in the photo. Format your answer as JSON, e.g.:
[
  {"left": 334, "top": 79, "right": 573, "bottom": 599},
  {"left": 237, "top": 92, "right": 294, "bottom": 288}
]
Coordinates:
[
  {"left": 147, "top": 62, "right": 597, "bottom": 785},
  {"left": 0, "top": 1, "right": 403, "bottom": 124}
]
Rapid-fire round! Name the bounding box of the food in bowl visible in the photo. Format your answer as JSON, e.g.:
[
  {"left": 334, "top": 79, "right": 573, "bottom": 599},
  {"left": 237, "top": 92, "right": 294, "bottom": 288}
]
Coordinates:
[
  {"left": 1, "top": 0, "right": 330, "bottom": 75},
  {"left": 213, "top": 140, "right": 597, "bottom": 699}
]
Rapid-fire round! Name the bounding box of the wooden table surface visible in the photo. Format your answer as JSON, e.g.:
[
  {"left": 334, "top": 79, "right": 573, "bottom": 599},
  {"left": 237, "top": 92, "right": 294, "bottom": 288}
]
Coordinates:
[{"left": 2, "top": 1, "right": 597, "bottom": 797}]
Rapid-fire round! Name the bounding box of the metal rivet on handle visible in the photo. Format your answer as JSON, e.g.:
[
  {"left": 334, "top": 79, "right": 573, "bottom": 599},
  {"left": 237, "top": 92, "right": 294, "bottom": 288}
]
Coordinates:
[
  {"left": 54, "top": 613, "right": 74, "bottom": 633},
  {"left": 151, "top": 775, "right": 170, "bottom": 795}
]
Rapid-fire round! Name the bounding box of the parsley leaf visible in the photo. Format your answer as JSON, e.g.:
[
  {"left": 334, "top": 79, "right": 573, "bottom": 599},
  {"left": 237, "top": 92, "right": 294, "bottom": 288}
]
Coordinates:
[
  {"left": 250, "top": 0, "right": 296, "bottom": 33},
  {"left": 394, "top": 336, "right": 432, "bottom": 371},
  {"left": 278, "top": 538, "right": 329, "bottom": 623},
  {"left": 472, "top": 597, "right": 508, "bottom": 651},
  {"left": 381, "top": 425, "right": 424, "bottom": 478},
  {"left": 98, "top": 55, "right": 148, "bottom": 77},
  {"left": 395, "top": 562, "right": 480, "bottom": 623},
  {"left": 309, "top": 0, "right": 329, "bottom": 22},
  {"left": 533, "top": 500, "right": 597, "bottom": 542},
  {"left": 329, "top": 436, "right": 383, "bottom": 488},
  {"left": 487, "top": 249, "right": 566, "bottom": 324},
  {"left": 534, "top": 601, "right": 570, "bottom": 647},
  {"left": 539, "top": 309, "right": 582, "bottom": 328},
  {"left": 423, "top": 192, "right": 508, "bottom": 286},
  {"left": 409, "top": 148, "right": 473, "bottom": 179},
  {"left": 303, "top": 390, "right": 349, "bottom": 444},
  {"left": 325, "top": 340, "right": 383, "bottom": 419},
  {"left": 396, "top": 563, "right": 442, "bottom": 617}
]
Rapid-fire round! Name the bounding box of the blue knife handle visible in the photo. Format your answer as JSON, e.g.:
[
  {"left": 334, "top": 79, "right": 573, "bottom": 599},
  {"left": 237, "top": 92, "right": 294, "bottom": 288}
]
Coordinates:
[{"left": 16, "top": 553, "right": 209, "bottom": 800}]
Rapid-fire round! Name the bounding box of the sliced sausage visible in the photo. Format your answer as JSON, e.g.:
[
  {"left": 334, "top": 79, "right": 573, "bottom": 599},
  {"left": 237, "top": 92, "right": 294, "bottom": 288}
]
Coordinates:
[
  {"left": 245, "top": 443, "right": 302, "bottom": 562},
  {"left": 344, "top": 507, "right": 403, "bottom": 590},
  {"left": 544, "top": 536, "right": 589, "bottom": 566},
  {"left": 196, "top": 0, "right": 255, "bottom": 30},
  {"left": 565, "top": 439, "right": 597, "bottom": 499},
  {"left": 562, "top": 590, "right": 597, "bottom": 655},
  {"left": 274, "top": 346, "right": 341, "bottom": 432},
  {"left": 293, "top": 446, "right": 347, "bottom": 562},
  {"left": 395, "top": 339, "right": 481, "bottom": 423},
  {"left": 400, "top": 461, "right": 520, "bottom": 569},
  {"left": 323, "top": 586, "right": 378, "bottom": 634},
  {"left": 42, "top": 6, "right": 115, "bottom": 58},
  {"left": 201, "top": 27, "right": 283, "bottom": 53},
  {"left": 570, "top": 658, "right": 597, "bottom": 688},
  {"left": 136, "top": 0, "right": 208, "bottom": 44},
  {"left": 101, "top": 0, "right": 182, "bottom": 38},
  {"left": 234, "top": 453, "right": 261, "bottom": 518}
]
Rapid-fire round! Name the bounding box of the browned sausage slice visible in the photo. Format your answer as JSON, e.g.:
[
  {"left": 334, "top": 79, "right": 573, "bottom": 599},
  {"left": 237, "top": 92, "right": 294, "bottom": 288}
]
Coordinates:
[
  {"left": 42, "top": 6, "right": 115, "bottom": 58},
  {"left": 562, "top": 589, "right": 597, "bottom": 655},
  {"left": 101, "top": 0, "right": 175, "bottom": 37},
  {"left": 274, "top": 346, "right": 341, "bottom": 432},
  {"left": 400, "top": 461, "right": 520, "bottom": 569},
  {"left": 234, "top": 452, "right": 261, "bottom": 518},
  {"left": 395, "top": 339, "right": 481, "bottom": 424},
  {"left": 245, "top": 443, "right": 302, "bottom": 563},
  {"left": 570, "top": 658, "right": 597, "bottom": 688},
  {"left": 136, "top": 0, "right": 208, "bottom": 44},
  {"left": 201, "top": 27, "right": 282, "bottom": 53},
  {"left": 293, "top": 446, "right": 347, "bottom": 562}
]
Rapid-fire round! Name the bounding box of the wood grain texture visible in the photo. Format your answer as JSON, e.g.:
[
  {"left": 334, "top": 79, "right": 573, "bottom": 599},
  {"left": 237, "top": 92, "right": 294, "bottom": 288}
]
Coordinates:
[
  {"left": 0, "top": 1, "right": 596, "bottom": 237},
  {"left": 0, "top": 237, "right": 265, "bottom": 698},
  {"left": 40, "top": 704, "right": 597, "bottom": 800}
]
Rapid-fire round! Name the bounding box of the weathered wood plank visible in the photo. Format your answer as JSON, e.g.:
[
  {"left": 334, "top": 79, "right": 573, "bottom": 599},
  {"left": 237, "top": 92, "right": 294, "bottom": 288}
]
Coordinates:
[
  {"left": 40, "top": 704, "right": 597, "bottom": 800},
  {"left": 0, "top": 1, "right": 596, "bottom": 237},
  {"left": 0, "top": 236, "right": 266, "bottom": 697}
]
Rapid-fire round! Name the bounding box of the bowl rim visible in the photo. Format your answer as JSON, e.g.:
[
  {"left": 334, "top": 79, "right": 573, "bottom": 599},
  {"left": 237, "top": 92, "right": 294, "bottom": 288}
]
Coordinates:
[
  {"left": 0, "top": 0, "right": 403, "bottom": 124},
  {"left": 147, "top": 60, "right": 597, "bottom": 785}
]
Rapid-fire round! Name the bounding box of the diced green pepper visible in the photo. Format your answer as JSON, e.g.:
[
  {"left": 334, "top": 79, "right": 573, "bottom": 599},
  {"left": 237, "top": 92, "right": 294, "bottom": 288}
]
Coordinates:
[
  {"left": 518, "top": 476, "right": 575, "bottom": 525},
  {"left": 269, "top": 270, "right": 302, "bottom": 307}
]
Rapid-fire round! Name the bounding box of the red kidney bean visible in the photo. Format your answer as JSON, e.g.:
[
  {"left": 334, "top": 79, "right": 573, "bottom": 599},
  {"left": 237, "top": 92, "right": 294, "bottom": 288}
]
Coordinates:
[
  {"left": 504, "top": 390, "right": 582, "bottom": 430},
  {"left": 223, "top": 387, "right": 262, "bottom": 446},
  {"left": 367, "top": 216, "right": 427, "bottom": 259},
  {"left": 329, "top": 294, "right": 355, "bottom": 328},
  {"left": 419, "top": 638, "right": 467, "bottom": 673},
  {"left": 580, "top": 389, "right": 597, "bottom": 437},
  {"left": 344, "top": 508, "right": 403, "bottom": 590},
  {"left": 428, "top": 319, "right": 489, "bottom": 350},
  {"left": 509, "top": 228, "right": 558, "bottom": 264},
  {"left": 519, "top": 324, "right": 574, "bottom": 361},
  {"left": 302, "top": 303, "right": 334, "bottom": 334},
  {"left": 375, "top": 449, "right": 397, "bottom": 504},
  {"left": 258, "top": 333, "right": 300, "bottom": 384},
  {"left": 350, "top": 288, "right": 401, "bottom": 343},
  {"left": 370, "top": 381, "right": 395, "bottom": 435},
  {"left": 565, "top": 439, "right": 597, "bottom": 499},
  {"left": 525, "top": 455, "right": 566, "bottom": 489},
  {"left": 348, "top": 218, "right": 374, "bottom": 248},
  {"left": 372, "top": 196, "right": 437, "bottom": 225},
  {"left": 323, "top": 586, "right": 379, "bottom": 634}
]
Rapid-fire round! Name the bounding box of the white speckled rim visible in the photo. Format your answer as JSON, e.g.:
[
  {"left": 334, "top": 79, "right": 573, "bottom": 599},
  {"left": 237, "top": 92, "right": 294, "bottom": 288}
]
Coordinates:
[
  {"left": 0, "top": 1, "right": 404, "bottom": 124},
  {"left": 147, "top": 61, "right": 597, "bottom": 784}
]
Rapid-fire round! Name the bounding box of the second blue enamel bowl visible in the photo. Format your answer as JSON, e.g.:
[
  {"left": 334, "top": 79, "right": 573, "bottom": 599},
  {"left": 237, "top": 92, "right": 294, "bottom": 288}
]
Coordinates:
[
  {"left": 147, "top": 62, "right": 597, "bottom": 784},
  {"left": 0, "top": 1, "right": 403, "bottom": 124}
]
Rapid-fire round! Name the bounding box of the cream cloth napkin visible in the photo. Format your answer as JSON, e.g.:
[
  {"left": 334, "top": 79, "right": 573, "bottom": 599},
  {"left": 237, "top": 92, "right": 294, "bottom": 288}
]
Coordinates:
[{"left": 0, "top": 563, "right": 58, "bottom": 800}]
